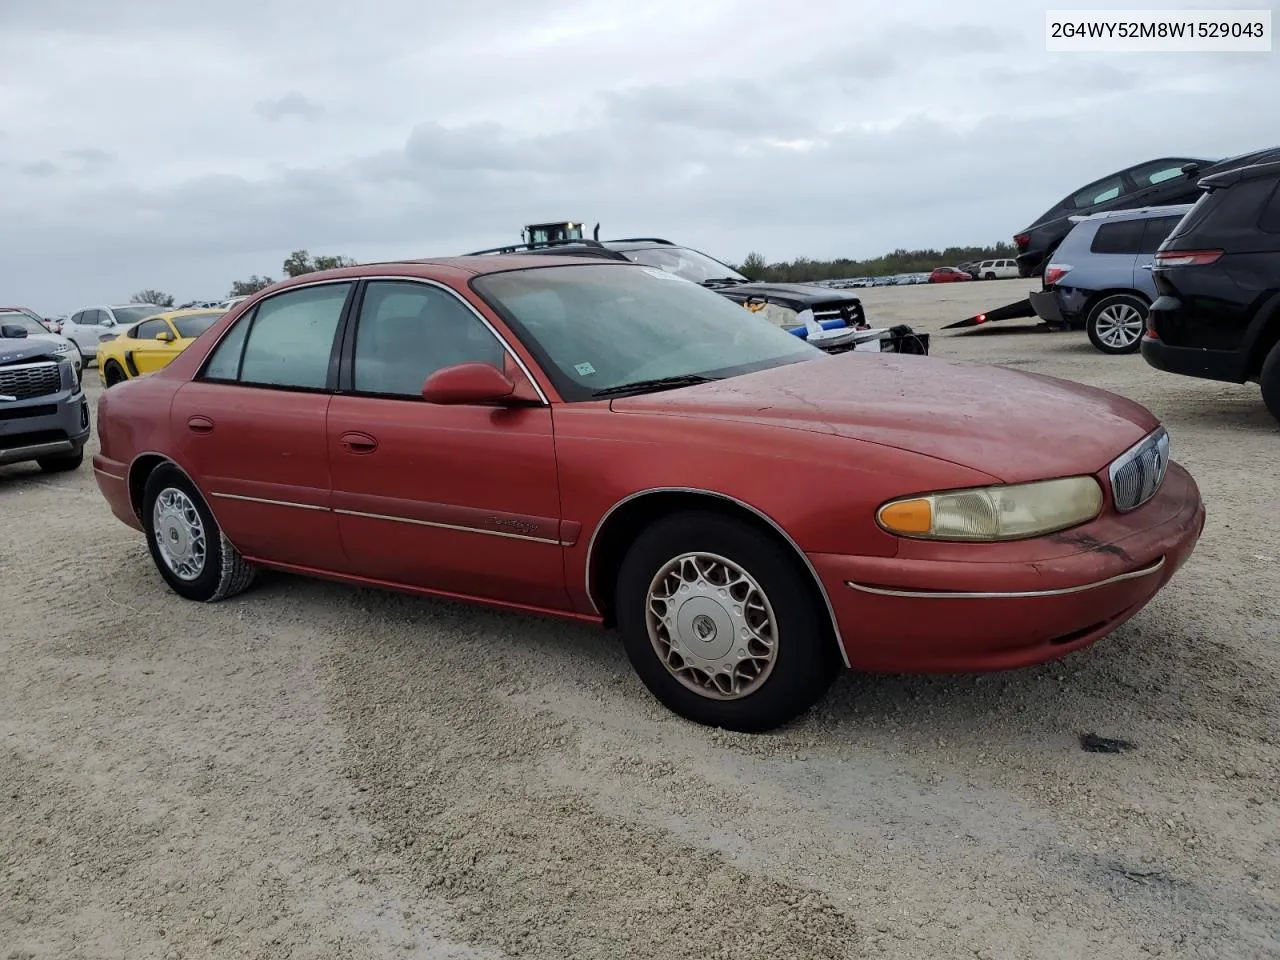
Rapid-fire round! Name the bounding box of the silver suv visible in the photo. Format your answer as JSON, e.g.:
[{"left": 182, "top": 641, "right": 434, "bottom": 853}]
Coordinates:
[
  {"left": 1028, "top": 204, "right": 1192, "bottom": 354},
  {"left": 61, "top": 304, "right": 169, "bottom": 364}
]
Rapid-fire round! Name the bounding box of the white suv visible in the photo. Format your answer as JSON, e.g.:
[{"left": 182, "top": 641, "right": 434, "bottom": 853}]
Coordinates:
[
  {"left": 61, "top": 304, "right": 169, "bottom": 364},
  {"left": 977, "top": 259, "right": 1020, "bottom": 280}
]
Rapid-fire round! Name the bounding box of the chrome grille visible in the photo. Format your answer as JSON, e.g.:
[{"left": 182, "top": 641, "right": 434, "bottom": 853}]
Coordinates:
[
  {"left": 0, "top": 361, "right": 62, "bottom": 401},
  {"left": 1109, "top": 427, "right": 1170, "bottom": 512}
]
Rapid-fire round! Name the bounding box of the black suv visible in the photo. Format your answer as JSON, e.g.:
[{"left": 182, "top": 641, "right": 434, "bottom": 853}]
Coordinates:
[
  {"left": 1140, "top": 159, "right": 1280, "bottom": 423},
  {"left": 1013, "top": 147, "right": 1280, "bottom": 278},
  {"left": 463, "top": 237, "right": 930, "bottom": 356}
]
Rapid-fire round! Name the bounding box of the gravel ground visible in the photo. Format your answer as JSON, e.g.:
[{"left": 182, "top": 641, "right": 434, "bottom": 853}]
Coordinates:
[{"left": 2, "top": 278, "right": 1277, "bottom": 960}]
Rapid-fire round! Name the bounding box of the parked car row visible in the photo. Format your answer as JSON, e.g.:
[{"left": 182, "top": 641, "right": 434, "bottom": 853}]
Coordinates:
[
  {"left": 1014, "top": 156, "right": 1280, "bottom": 421},
  {"left": 1012, "top": 145, "right": 1280, "bottom": 278}
]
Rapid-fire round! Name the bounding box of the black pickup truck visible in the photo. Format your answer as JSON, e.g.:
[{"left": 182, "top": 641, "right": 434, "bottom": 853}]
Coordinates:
[{"left": 0, "top": 322, "right": 91, "bottom": 473}]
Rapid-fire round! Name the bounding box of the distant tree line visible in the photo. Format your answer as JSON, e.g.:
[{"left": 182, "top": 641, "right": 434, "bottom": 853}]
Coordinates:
[
  {"left": 138, "top": 241, "right": 1020, "bottom": 306},
  {"left": 228, "top": 249, "right": 358, "bottom": 297},
  {"left": 732, "top": 242, "right": 1019, "bottom": 283}
]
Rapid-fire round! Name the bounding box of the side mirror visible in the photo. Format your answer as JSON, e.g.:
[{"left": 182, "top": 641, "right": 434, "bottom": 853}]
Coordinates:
[
  {"left": 1182, "top": 162, "right": 1201, "bottom": 177},
  {"left": 156, "top": 331, "right": 175, "bottom": 342},
  {"left": 422, "top": 362, "right": 516, "bottom": 405},
  {"left": 1, "top": 323, "right": 29, "bottom": 339}
]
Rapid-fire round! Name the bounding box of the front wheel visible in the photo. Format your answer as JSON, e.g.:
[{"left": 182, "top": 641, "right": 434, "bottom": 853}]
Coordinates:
[
  {"left": 37, "top": 447, "right": 84, "bottom": 473},
  {"left": 142, "top": 464, "right": 256, "bottom": 602},
  {"left": 1086, "top": 294, "right": 1147, "bottom": 354},
  {"left": 614, "top": 511, "right": 840, "bottom": 733}
]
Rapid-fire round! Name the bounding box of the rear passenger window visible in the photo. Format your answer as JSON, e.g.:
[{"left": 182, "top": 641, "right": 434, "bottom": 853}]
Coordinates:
[
  {"left": 1072, "top": 177, "right": 1124, "bottom": 208},
  {"left": 1138, "top": 217, "right": 1183, "bottom": 253},
  {"left": 1090, "top": 220, "right": 1145, "bottom": 255},
  {"left": 202, "top": 283, "right": 352, "bottom": 389}
]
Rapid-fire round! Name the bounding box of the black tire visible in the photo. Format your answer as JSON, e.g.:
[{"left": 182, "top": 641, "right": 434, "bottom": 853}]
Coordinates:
[
  {"left": 101, "top": 360, "right": 126, "bottom": 387},
  {"left": 983, "top": 272, "right": 995, "bottom": 280},
  {"left": 142, "top": 463, "right": 256, "bottom": 602},
  {"left": 1260, "top": 340, "right": 1280, "bottom": 426},
  {"left": 1086, "top": 293, "right": 1147, "bottom": 354},
  {"left": 37, "top": 447, "right": 84, "bottom": 473},
  {"left": 615, "top": 511, "right": 840, "bottom": 733}
]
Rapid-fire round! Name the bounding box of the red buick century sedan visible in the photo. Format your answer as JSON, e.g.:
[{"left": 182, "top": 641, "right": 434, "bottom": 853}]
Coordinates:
[{"left": 93, "top": 256, "right": 1205, "bottom": 732}]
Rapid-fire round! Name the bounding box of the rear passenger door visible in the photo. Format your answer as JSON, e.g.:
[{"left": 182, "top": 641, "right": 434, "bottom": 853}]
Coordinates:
[{"left": 169, "top": 281, "right": 352, "bottom": 570}]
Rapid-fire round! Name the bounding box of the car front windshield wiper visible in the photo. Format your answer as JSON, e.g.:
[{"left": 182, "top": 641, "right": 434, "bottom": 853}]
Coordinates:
[
  {"left": 591, "top": 373, "right": 721, "bottom": 398},
  {"left": 701, "top": 276, "right": 750, "bottom": 286}
]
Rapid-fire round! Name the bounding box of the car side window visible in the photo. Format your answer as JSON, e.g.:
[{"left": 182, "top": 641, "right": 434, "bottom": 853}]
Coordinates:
[
  {"left": 1138, "top": 217, "right": 1182, "bottom": 253},
  {"left": 351, "top": 280, "right": 505, "bottom": 398},
  {"left": 202, "top": 311, "right": 253, "bottom": 381},
  {"left": 1072, "top": 176, "right": 1124, "bottom": 208},
  {"left": 135, "top": 319, "right": 168, "bottom": 340},
  {"left": 202, "top": 283, "right": 351, "bottom": 389},
  {"left": 1090, "top": 220, "right": 1145, "bottom": 255},
  {"left": 1129, "top": 161, "right": 1189, "bottom": 187}
]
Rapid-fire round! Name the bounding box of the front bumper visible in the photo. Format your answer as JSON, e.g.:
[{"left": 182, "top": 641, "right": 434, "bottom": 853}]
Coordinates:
[
  {"left": 0, "top": 380, "right": 91, "bottom": 467},
  {"left": 810, "top": 462, "right": 1205, "bottom": 672}
]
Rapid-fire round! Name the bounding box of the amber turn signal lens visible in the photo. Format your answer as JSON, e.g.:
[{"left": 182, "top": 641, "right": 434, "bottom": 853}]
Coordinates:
[{"left": 877, "top": 498, "right": 933, "bottom": 534}]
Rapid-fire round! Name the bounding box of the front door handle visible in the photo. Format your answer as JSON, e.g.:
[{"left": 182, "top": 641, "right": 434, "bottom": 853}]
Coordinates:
[
  {"left": 187, "top": 415, "right": 214, "bottom": 434},
  {"left": 340, "top": 431, "right": 378, "bottom": 454},
  {"left": 1140, "top": 263, "right": 1153, "bottom": 270}
]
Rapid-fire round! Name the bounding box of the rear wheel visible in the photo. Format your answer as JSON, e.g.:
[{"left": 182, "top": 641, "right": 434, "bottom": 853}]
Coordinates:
[
  {"left": 614, "top": 511, "right": 840, "bottom": 733},
  {"left": 101, "top": 360, "right": 126, "bottom": 386},
  {"left": 1086, "top": 293, "right": 1147, "bottom": 354},
  {"left": 1260, "top": 340, "right": 1280, "bottom": 425},
  {"left": 142, "top": 464, "right": 256, "bottom": 602}
]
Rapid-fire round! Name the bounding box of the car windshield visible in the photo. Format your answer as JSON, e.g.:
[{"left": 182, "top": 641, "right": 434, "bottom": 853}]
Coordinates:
[
  {"left": 172, "top": 312, "right": 223, "bottom": 338},
  {"left": 113, "top": 305, "right": 167, "bottom": 324},
  {"left": 0, "top": 314, "right": 49, "bottom": 336},
  {"left": 472, "top": 263, "right": 821, "bottom": 402},
  {"left": 616, "top": 246, "right": 750, "bottom": 285}
]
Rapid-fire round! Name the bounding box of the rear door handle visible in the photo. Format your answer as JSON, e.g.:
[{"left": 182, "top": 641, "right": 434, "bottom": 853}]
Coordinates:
[
  {"left": 1140, "top": 263, "right": 1153, "bottom": 270},
  {"left": 340, "top": 431, "right": 378, "bottom": 454},
  {"left": 187, "top": 415, "right": 214, "bottom": 434}
]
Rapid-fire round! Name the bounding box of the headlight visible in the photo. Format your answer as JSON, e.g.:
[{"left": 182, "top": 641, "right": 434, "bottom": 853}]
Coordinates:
[
  {"left": 877, "top": 476, "right": 1104, "bottom": 541},
  {"left": 53, "top": 341, "right": 72, "bottom": 353}
]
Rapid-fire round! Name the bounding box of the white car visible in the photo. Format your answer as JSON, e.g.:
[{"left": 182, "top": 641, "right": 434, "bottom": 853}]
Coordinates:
[
  {"left": 61, "top": 304, "right": 169, "bottom": 365},
  {"left": 975, "top": 259, "right": 1020, "bottom": 280},
  {"left": 0, "top": 310, "right": 82, "bottom": 377}
]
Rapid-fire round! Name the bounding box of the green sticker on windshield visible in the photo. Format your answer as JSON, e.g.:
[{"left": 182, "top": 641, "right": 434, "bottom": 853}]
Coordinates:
[{"left": 574, "top": 362, "right": 596, "bottom": 376}]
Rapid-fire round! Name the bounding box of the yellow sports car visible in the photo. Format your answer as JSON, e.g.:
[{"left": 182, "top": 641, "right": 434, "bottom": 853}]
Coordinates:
[{"left": 96, "top": 308, "right": 225, "bottom": 386}]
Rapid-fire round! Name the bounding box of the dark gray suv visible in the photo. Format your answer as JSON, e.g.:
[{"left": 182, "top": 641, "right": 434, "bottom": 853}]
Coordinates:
[{"left": 0, "top": 322, "right": 91, "bottom": 473}]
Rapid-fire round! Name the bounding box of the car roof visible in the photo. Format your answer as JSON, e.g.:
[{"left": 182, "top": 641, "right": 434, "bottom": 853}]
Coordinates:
[
  {"left": 1199, "top": 158, "right": 1280, "bottom": 190},
  {"left": 278, "top": 254, "right": 643, "bottom": 284},
  {"left": 1068, "top": 202, "right": 1195, "bottom": 225},
  {"left": 143, "top": 308, "right": 227, "bottom": 321}
]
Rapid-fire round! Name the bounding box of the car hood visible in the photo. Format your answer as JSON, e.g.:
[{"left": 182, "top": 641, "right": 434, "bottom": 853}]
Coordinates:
[
  {"left": 0, "top": 339, "right": 61, "bottom": 365},
  {"left": 706, "top": 281, "right": 860, "bottom": 308},
  {"left": 609, "top": 354, "right": 1159, "bottom": 484}
]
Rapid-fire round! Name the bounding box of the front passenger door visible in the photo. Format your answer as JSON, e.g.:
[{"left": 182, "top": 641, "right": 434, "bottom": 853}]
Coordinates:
[
  {"left": 129, "top": 318, "right": 180, "bottom": 374},
  {"left": 327, "top": 278, "right": 569, "bottom": 611}
]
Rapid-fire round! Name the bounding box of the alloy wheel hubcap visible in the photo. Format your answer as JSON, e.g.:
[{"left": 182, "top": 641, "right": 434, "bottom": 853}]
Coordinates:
[
  {"left": 152, "top": 488, "right": 207, "bottom": 581},
  {"left": 1096, "top": 303, "right": 1144, "bottom": 348},
  {"left": 644, "top": 552, "right": 778, "bottom": 700}
]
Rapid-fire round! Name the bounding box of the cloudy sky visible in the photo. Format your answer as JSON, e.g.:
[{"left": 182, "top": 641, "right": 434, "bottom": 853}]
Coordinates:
[{"left": 2, "top": 0, "right": 1277, "bottom": 312}]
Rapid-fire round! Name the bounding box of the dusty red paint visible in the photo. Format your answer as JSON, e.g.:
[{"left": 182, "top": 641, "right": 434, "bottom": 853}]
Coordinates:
[{"left": 92, "top": 256, "right": 1205, "bottom": 673}]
